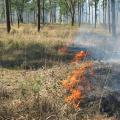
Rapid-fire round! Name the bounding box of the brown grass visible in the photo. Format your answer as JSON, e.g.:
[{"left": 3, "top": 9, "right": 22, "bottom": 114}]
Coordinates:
[
  {"left": 0, "top": 24, "right": 78, "bottom": 69},
  {"left": 0, "top": 24, "right": 117, "bottom": 120}
]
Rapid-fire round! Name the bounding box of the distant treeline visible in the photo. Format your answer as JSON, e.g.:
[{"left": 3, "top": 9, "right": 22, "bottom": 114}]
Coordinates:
[{"left": 0, "top": 0, "right": 120, "bottom": 35}]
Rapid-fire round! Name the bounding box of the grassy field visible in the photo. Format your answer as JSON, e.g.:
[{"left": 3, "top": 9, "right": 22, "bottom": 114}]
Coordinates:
[
  {"left": 0, "top": 24, "right": 116, "bottom": 120},
  {"left": 0, "top": 24, "right": 76, "bottom": 120},
  {"left": 0, "top": 24, "right": 78, "bottom": 69}
]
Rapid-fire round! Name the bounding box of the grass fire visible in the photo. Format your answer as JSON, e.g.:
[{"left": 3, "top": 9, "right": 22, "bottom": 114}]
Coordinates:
[{"left": 0, "top": 0, "right": 120, "bottom": 119}]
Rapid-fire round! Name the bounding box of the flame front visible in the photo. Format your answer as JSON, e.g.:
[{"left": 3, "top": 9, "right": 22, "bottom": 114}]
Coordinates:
[{"left": 61, "top": 49, "right": 94, "bottom": 109}]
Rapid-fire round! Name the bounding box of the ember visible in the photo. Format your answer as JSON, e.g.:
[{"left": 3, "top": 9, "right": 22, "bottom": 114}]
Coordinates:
[
  {"left": 58, "top": 47, "right": 68, "bottom": 54},
  {"left": 74, "top": 51, "right": 86, "bottom": 61}
]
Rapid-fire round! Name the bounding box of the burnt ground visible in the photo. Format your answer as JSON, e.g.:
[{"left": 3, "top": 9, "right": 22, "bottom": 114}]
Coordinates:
[
  {"left": 76, "top": 62, "right": 120, "bottom": 119},
  {"left": 68, "top": 25, "right": 120, "bottom": 119}
]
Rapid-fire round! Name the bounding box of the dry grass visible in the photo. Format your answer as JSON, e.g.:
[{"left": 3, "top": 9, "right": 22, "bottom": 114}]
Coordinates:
[
  {"left": 0, "top": 24, "right": 76, "bottom": 119},
  {"left": 0, "top": 24, "right": 118, "bottom": 120},
  {"left": 0, "top": 24, "right": 78, "bottom": 69},
  {"left": 0, "top": 64, "right": 68, "bottom": 120},
  {"left": 0, "top": 65, "right": 116, "bottom": 120}
]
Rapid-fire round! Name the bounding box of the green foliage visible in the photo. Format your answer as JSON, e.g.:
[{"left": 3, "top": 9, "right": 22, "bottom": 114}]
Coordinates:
[{"left": 32, "top": 76, "right": 44, "bottom": 94}]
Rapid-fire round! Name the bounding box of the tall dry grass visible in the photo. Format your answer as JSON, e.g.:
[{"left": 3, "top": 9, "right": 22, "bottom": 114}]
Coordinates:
[
  {"left": 0, "top": 24, "right": 117, "bottom": 120},
  {"left": 0, "top": 24, "right": 78, "bottom": 69}
]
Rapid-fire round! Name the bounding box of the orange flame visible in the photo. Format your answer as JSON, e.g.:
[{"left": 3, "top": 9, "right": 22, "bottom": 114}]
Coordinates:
[
  {"left": 74, "top": 51, "right": 86, "bottom": 61},
  {"left": 66, "top": 89, "right": 81, "bottom": 102},
  {"left": 61, "top": 49, "right": 94, "bottom": 109},
  {"left": 58, "top": 47, "right": 68, "bottom": 54}
]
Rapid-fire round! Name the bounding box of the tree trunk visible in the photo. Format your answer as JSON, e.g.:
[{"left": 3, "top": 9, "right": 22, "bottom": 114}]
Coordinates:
[
  {"left": 67, "top": 13, "right": 69, "bottom": 24},
  {"left": 79, "top": 2, "right": 81, "bottom": 26},
  {"left": 49, "top": 0, "right": 52, "bottom": 23},
  {"left": 95, "top": 1, "right": 97, "bottom": 28},
  {"left": 82, "top": 3, "right": 84, "bottom": 23},
  {"left": 103, "top": 0, "right": 105, "bottom": 24},
  {"left": 9, "top": 0, "right": 13, "bottom": 25},
  {"left": 19, "top": 13, "right": 23, "bottom": 23},
  {"left": 71, "top": 8, "right": 75, "bottom": 26},
  {"left": 34, "top": 10, "right": 36, "bottom": 24},
  {"left": 89, "top": 3, "right": 90, "bottom": 24},
  {"left": 37, "top": 0, "right": 41, "bottom": 32},
  {"left": 59, "top": 8, "right": 62, "bottom": 24},
  {"left": 105, "top": 2, "right": 107, "bottom": 26},
  {"left": 28, "top": 12, "right": 29, "bottom": 23},
  {"left": 71, "top": 14, "right": 75, "bottom": 26},
  {"left": 42, "top": 0, "right": 45, "bottom": 25},
  {"left": 5, "top": 0, "right": 11, "bottom": 33},
  {"left": 92, "top": 5, "right": 93, "bottom": 24},
  {"left": 108, "top": 0, "right": 111, "bottom": 32},
  {"left": 78, "top": 0, "right": 80, "bottom": 26},
  {"left": 86, "top": 1, "right": 88, "bottom": 23},
  {"left": 111, "top": 0, "right": 116, "bottom": 36},
  {"left": 17, "top": 14, "right": 20, "bottom": 28},
  {"left": 53, "top": 6, "right": 56, "bottom": 23}
]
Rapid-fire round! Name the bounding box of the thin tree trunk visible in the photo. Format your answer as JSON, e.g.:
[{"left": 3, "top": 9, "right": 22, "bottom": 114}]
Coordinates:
[
  {"left": 34, "top": 10, "right": 36, "bottom": 24},
  {"left": 80, "top": 2, "right": 82, "bottom": 24},
  {"left": 108, "top": 0, "right": 111, "bottom": 32},
  {"left": 42, "top": 0, "right": 45, "bottom": 25},
  {"left": 92, "top": 5, "right": 93, "bottom": 24},
  {"left": 54, "top": 6, "right": 56, "bottom": 23},
  {"left": 9, "top": 0, "right": 13, "bottom": 25},
  {"left": 49, "top": 0, "right": 52, "bottom": 23},
  {"left": 37, "top": 0, "right": 41, "bottom": 31},
  {"left": 3, "top": 0, "right": 6, "bottom": 23},
  {"left": 5, "top": 0, "right": 11, "bottom": 33},
  {"left": 95, "top": 1, "right": 97, "bottom": 28},
  {"left": 59, "top": 8, "right": 62, "bottom": 24},
  {"left": 19, "top": 13, "right": 23, "bottom": 23},
  {"left": 79, "top": 2, "right": 81, "bottom": 26},
  {"left": 111, "top": 0, "right": 116, "bottom": 36},
  {"left": 103, "top": 0, "right": 105, "bottom": 24},
  {"left": 89, "top": 3, "right": 90, "bottom": 24},
  {"left": 86, "top": 1, "right": 87, "bottom": 23},
  {"left": 71, "top": 14, "right": 75, "bottom": 26},
  {"left": 104, "top": 0, "right": 107, "bottom": 27},
  {"left": 78, "top": 0, "right": 80, "bottom": 26},
  {"left": 28, "top": 12, "right": 29, "bottom": 23},
  {"left": 66, "top": 13, "right": 69, "bottom": 24},
  {"left": 17, "top": 14, "right": 20, "bottom": 28},
  {"left": 37, "top": 0, "right": 41, "bottom": 32},
  {"left": 82, "top": 3, "right": 84, "bottom": 23}
]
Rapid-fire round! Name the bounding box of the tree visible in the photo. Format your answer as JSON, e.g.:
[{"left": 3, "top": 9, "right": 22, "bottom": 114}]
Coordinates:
[
  {"left": 59, "top": 0, "right": 78, "bottom": 26},
  {"left": 103, "top": 0, "right": 107, "bottom": 26},
  {"left": 42, "top": 0, "right": 45, "bottom": 25},
  {"left": 0, "top": 0, "right": 6, "bottom": 22},
  {"left": 108, "top": 0, "right": 111, "bottom": 32},
  {"left": 5, "top": 0, "right": 11, "bottom": 33},
  {"left": 37, "top": 0, "right": 41, "bottom": 32},
  {"left": 47, "top": 0, "right": 57, "bottom": 23},
  {"left": 78, "top": 0, "right": 80, "bottom": 26},
  {"left": 111, "top": 0, "right": 116, "bottom": 36},
  {"left": 88, "top": 2, "right": 91, "bottom": 24},
  {"left": 29, "top": 0, "right": 37, "bottom": 24},
  {"left": 93, "top": 0, "right": 99, "bottom": 28},
  {"left": 11, "top": 0, "right": 30, "bottom": 27}
]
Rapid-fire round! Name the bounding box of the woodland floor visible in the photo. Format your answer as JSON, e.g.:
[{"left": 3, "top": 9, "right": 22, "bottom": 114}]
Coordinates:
[{"left": 0, "top": 24, "right": 120, "bottom": 120}]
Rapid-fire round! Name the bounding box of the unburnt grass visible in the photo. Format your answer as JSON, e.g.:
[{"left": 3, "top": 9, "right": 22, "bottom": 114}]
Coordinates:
[
  {"left": 0, "top": 24, "right": 77, "bottom": 69},
  {"left": 0, "top": 24, "right": 76, "bottom": 119}
]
